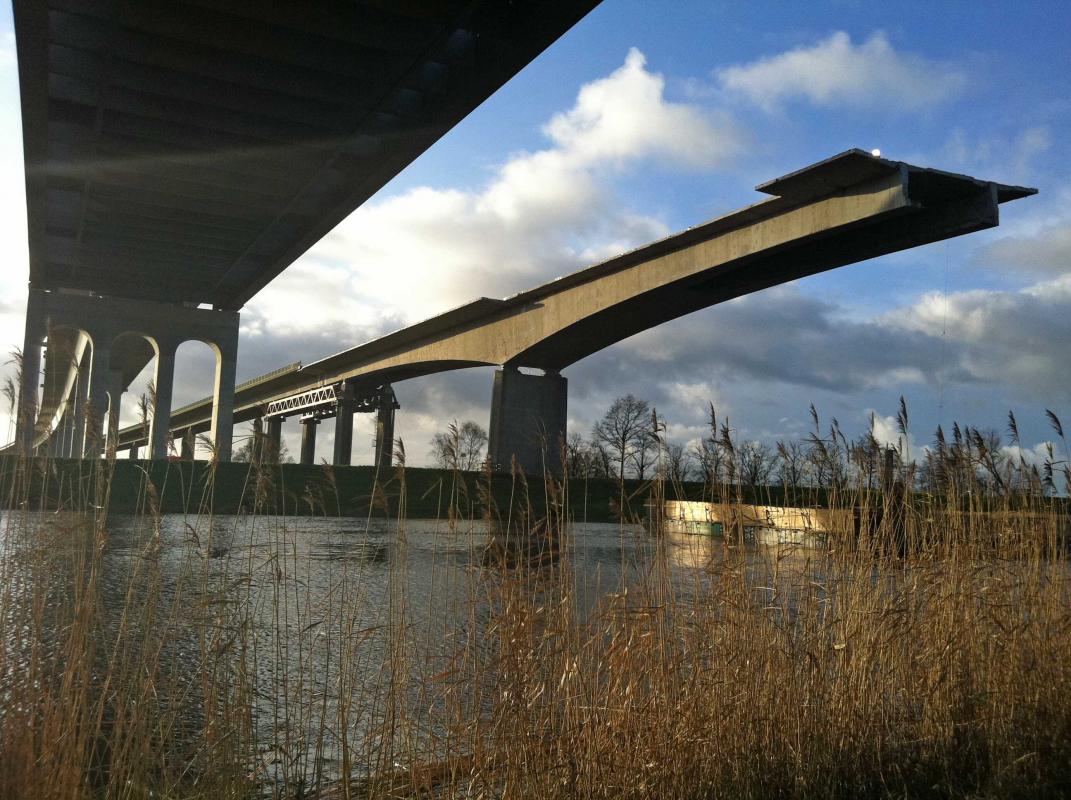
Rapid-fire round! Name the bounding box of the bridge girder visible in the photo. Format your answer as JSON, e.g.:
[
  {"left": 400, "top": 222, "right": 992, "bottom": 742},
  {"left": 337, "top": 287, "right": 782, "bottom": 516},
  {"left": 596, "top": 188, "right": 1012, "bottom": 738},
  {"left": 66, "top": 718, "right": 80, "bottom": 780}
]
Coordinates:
[{"left": 112, "top": 150, "right": 1035, "bottom": 452}]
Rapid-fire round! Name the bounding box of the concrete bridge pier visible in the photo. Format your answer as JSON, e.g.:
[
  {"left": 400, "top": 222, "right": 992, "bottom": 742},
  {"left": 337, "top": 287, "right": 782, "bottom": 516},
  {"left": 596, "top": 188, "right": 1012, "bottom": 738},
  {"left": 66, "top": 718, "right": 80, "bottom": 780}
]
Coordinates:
[
  {"left": 210, "top": 337, "right": 238, "bottom": 463},
  {"left": 16, "top": 290, "right": 45, "bottom": 454},
  {"left": 333, "top": 382, "right": 354, "bottom": 466},
  {"left": 148, "top": 341, "right": 176, "bottom": 460},
  {"left": 300, "top": 417, "right": 319, "bottom": 465},
  {"left": 248, "top": 416, "right": 264, "bottom": 463},
  {"left": 488, "top": 367, "right": 567, "bottom": 475},
  {"left": 68, "top": 358, "right": 90, "bottom": 458},
  {"left": 266, "top": 417, "right": 282, "bottom": 463},
  {"left": 83, "top": 343, "right": 111, "bottom": 458},
  {"left": 374, "top": 384, "right": 396, "bottom": 470},
  {"left": 180, "top": 429, "right": 195, "bottom": 460},
  {"left": 15, "top": 288, "right": 240, "bottom": 460}
]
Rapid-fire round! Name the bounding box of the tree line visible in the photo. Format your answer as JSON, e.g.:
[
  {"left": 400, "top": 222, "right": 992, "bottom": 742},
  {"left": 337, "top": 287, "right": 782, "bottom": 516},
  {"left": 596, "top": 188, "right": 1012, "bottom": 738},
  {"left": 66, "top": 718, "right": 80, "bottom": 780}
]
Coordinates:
[{"left": 431, "top": 395, "right": 1069, "bottom": 498}]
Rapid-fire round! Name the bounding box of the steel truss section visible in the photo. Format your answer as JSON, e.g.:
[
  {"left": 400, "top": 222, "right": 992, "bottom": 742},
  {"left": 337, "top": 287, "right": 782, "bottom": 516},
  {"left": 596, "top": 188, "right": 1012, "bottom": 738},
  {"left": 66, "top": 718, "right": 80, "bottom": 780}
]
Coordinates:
[
  {"left": 264, "top": 383, "right": 398, "bottom": 421},
  {"left": 265, "top": 384, "right": 339, "bottom": 419}
]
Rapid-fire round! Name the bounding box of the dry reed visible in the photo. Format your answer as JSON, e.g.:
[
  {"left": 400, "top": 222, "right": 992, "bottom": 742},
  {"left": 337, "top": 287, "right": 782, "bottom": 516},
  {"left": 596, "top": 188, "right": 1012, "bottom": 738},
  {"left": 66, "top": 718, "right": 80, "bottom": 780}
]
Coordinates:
[{"left": 0, "top": 406, "right": 1068, "bottom": 799}]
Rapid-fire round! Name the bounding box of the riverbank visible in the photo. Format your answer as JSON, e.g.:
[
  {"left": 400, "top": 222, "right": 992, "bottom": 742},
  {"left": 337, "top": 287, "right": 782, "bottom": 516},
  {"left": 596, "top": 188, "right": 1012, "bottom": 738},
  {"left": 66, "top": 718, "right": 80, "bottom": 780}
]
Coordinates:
[{"left": 0, "top": 455, "right": 843, "bottom": 523}]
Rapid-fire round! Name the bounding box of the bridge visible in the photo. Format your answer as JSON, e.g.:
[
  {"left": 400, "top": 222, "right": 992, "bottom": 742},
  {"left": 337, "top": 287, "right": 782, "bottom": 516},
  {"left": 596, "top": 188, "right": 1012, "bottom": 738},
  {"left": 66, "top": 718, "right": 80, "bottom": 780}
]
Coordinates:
[
  {"left": 11, "top": 0, "right": 601, "bottom": 460},
  {"left": 104, "top": 149, "right": 1032, "bottom": 472}
]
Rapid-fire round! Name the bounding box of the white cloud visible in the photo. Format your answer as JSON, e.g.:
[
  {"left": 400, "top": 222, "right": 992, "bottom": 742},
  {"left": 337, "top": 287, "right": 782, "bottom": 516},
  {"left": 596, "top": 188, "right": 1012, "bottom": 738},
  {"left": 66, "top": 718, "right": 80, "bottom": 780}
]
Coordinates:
[
  {"left": 941, "top": 126, "right": 1051, "bottom": 183},
  {"left": 543, "top": 48, "right": 741, "bottom": 169},
  {"left": 978, "top": 219, "right": 1071, "bottom": 278},
  {"left": 717, "top": 31, "right": 966, "bottom": 112},
  {"left": 248, "top": 48, "right": 740, "bottom": 332},
  {"left": 881, "top": 275, "right": 1071, "bottom": 401},
  {"left": 868, "top": 412, "right": 927, "bottom": 456},
  {"left": 1000, "top": 441, "right": 1055, "bottom": 469}
]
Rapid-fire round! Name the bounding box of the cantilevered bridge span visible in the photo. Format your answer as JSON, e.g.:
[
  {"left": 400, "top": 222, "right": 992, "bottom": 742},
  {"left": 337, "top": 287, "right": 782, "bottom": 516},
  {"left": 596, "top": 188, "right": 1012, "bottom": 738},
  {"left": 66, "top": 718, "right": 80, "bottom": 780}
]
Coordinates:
[
  {"left": 12, "top": 0, "right": 601, "bottom": 460},
  {"left": 105, "top": 150, "right": 1034, "bottom": 472}
]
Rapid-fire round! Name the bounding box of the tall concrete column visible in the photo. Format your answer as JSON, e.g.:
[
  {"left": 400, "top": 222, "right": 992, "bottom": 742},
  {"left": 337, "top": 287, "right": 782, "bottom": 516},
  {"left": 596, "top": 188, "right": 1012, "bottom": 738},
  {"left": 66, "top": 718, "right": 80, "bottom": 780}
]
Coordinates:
[
  {"left": 250, "top": 416, "right": 264, "bottom": 463},
  {"left": 16, "top": 290, "right": 46, "bottom": 454},
  {"left": 333, "top": 382, "right": 354, "bottom": 466},
  {"left": 148, "top": 341, "right": 176, "bottom": 460},
  {"left": 210, "top": 337, "right": 238, "bottom": 462},
  {"left": 68, "top": 355, "right": 91, "bottom": 458},
  {"left": 300, "top": 417, "right": 319, "bottom": 465},
  {"left": 57, "top": 399, "right": 72, "bottom": 457},
  {"left": 487, "top": 367, "right": 567, "bottom": 475},
  {"left": 106, "top": 369, "right": 125, "bottom": 459},
  {"left": 266, "top": 417, "right": 282, "bottom": 463},
  {"left": 180, "top": 429, "right": 195, "bottom": 460},
  {"left": 374, "top": 385, "right": 396, "bottom": 470},
  {"left": 83, "top": 342, "right": 111, "bottom": 458}
]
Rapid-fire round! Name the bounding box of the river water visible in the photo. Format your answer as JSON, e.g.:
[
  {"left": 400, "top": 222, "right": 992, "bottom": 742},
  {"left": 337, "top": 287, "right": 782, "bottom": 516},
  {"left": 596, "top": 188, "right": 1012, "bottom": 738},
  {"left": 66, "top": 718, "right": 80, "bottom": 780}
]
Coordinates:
[{"left": 2, "top": 511, "right": 828, "bottom": 794}]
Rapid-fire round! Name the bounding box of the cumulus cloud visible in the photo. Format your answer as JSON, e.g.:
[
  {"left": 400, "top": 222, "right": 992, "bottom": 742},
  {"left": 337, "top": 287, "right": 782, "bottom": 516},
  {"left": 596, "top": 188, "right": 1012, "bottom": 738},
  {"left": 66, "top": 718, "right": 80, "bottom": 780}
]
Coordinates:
[
  {"left": 551, "top": 268, "right": 1071, "bottom": 454},
  {"left": 885, "top": 275, "right": 1071, "bottom": 401},
  {"left": 543, "top": 48, "right": 740, "bottom": 169},
  {"left": 717, "top": 31, "right": 966, "bottom": 112},
  {"left": 977, "top": 220, "right": 1071, "bottom": 279},
  {"left": 247, "top": 48, "right": 741, "bottom": 333}
]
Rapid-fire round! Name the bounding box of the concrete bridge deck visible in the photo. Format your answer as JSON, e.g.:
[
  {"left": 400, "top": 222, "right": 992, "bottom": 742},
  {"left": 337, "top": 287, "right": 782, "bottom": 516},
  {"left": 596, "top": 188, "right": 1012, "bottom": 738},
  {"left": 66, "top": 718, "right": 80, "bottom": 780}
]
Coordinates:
[{"left": 104, "top": 149, "right": 1033, "bottom": 469}]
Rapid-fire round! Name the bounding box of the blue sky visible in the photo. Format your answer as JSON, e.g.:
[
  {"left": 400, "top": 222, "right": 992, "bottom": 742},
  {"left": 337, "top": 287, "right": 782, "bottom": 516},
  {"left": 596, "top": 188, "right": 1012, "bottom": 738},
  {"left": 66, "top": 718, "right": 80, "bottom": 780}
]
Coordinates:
[{"left": 1, "top": 2, "right": 1069, "bottom": 466}]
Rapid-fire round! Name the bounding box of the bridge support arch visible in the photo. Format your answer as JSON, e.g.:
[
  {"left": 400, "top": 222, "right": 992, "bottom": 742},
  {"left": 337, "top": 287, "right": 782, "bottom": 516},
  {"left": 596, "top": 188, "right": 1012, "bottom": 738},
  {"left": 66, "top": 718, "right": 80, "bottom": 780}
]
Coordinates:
[
  {"left": 16, "top": 288, "right": 239, "bottom": 461},
  {"left": 488, "top": 367, "right": 567, "bottom": 475}
]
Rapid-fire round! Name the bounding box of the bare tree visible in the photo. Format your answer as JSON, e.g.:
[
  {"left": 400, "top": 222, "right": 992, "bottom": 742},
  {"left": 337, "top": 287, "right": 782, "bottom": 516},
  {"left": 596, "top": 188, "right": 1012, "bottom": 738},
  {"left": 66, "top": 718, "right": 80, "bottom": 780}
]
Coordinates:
[
  {"left": 565, "top": 432, "right": 613, "bottom": 478},
  {"left": 233, "top": 424, "right": 293, "bottom": 463},
  {"left": 565, "top": 431, "right": 589, "bottom": 475},
  {"left": 664, "top": 442, "right": 694, "bottom": 484},
  {"left": 630, "top": 409, "right": 660, "bottom": 480},
  {"left": 430, "top": 420, "right": 488, "bottom": 471},
  {"left": 589, "top": 439, "right": 613, "bottom": 478},
  {"left": 691, "top": 437, "right": 726, "bottom": 485},
  {"left": 775, "top": 439, "right": 808, "bottom": 488},
  {"left": 738, "top": 440, "right": 773, "bottom": 490},
  {"left": 592, "top": 394, "right": 651, "bottom": 479}
]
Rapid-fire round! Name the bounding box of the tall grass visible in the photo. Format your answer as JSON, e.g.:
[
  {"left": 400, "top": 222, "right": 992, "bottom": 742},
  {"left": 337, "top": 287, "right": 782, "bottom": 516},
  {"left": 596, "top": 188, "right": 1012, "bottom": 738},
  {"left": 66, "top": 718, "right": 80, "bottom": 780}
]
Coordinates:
[{"left": 0, "top": 406, "right": 1068, "bottom": 799}]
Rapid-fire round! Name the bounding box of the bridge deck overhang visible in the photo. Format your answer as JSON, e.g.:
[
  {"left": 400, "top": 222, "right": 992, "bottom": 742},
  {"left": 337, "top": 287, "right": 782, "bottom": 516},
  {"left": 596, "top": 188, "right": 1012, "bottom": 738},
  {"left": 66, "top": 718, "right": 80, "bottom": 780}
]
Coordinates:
[
  {"left": 14, "top": 0, "right": 601, "bottom": 309},
  {"left": 114, "top": 150, "right": 1035, "bottom": 449}
]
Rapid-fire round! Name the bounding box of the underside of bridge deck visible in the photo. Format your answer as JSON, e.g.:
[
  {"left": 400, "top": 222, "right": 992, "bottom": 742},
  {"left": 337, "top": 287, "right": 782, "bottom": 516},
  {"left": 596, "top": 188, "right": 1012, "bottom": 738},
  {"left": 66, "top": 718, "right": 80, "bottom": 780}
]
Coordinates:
[
  {"left": 15, "top": 0, "right": 600, "bottom": 308},
  {"left": 11, "top": 0, "right": 600, "bottom": 458}
]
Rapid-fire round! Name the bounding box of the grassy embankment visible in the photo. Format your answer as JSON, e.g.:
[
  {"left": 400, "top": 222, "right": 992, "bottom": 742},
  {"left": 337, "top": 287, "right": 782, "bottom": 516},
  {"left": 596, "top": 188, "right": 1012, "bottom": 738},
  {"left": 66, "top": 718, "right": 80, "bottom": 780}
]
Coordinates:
[{"left": 0, "top": 421, "right": 1069, "bottom": 799}]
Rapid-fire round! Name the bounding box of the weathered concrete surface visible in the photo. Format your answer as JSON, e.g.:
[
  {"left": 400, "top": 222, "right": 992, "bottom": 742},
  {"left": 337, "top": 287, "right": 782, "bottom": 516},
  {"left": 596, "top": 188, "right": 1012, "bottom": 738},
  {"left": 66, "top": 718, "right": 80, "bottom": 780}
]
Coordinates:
[
  {"left": 13, "top": 0, "right": 601, "bottom": 309},
  {"left": 110, "top": 151, "right": 1034, "bottom": 463},
  {"left": 18, "top": 289, "right": 239, "bottom": 459},
  {"left": 487, "top": 368, "right": 568, "bottom": 474}
]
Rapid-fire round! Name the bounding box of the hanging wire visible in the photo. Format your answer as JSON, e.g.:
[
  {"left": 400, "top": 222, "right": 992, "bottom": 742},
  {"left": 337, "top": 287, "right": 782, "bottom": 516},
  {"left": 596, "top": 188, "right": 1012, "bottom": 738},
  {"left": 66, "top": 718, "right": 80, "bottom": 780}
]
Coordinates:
[{"left": 936, "top": 240, "right": 950, "bottom": 427}]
